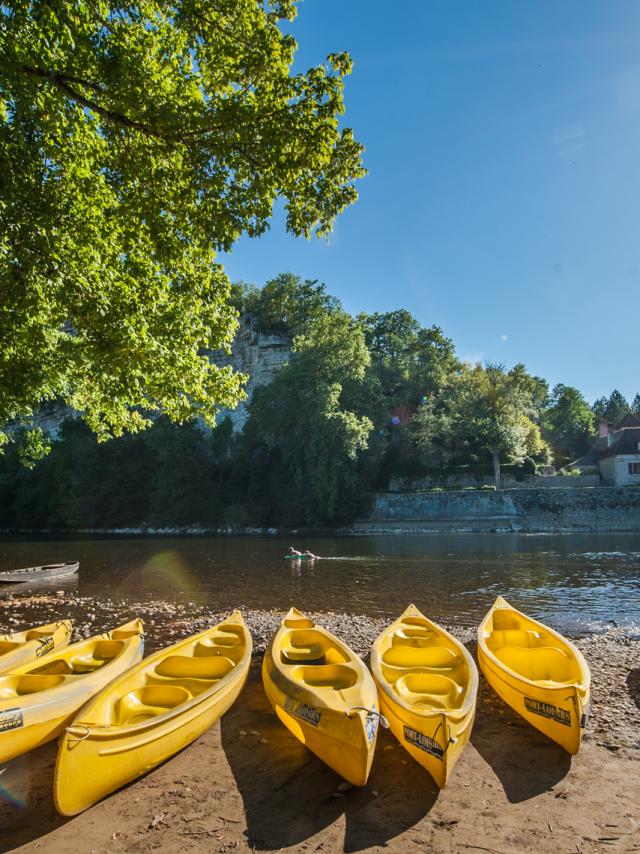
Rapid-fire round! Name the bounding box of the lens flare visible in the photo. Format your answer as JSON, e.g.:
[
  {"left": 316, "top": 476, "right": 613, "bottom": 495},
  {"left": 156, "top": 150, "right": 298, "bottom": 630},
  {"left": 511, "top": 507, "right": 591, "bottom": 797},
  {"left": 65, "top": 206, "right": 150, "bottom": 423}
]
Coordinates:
[{"left": 114, "top": 549, "right": 203, "bottom": 599}]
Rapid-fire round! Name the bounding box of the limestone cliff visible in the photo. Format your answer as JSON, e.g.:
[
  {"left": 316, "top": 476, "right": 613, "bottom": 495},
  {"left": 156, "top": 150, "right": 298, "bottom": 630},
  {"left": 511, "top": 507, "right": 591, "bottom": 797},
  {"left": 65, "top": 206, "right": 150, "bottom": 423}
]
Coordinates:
[{"left": 32, "top": 315, "right": 291, "bottom": 438}]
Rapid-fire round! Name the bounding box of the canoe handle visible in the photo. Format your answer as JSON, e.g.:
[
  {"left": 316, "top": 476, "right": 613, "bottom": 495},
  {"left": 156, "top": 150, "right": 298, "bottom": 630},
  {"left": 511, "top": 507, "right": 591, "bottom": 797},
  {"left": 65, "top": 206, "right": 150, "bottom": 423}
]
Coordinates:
[
  {"left": 345, "top": 707, "right": 390, "bottom": 729},
  {"left": 65, "top": 724, "right": 92, "bottom": 743}
]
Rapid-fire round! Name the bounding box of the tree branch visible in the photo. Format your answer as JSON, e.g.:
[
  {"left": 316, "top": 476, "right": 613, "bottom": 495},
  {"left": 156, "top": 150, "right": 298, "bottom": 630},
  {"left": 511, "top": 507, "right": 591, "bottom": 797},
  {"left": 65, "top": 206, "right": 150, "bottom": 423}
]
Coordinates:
[{"left": 18, "top": 64, "right": 171, "bottom": 141}]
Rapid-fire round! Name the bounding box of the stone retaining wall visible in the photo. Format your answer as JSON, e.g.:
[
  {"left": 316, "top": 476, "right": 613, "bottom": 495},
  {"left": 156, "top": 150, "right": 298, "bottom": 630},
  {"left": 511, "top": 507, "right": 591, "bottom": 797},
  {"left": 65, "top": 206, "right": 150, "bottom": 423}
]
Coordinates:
[{"left": 356, "top": 486, "right": 640, "bottom": 533}]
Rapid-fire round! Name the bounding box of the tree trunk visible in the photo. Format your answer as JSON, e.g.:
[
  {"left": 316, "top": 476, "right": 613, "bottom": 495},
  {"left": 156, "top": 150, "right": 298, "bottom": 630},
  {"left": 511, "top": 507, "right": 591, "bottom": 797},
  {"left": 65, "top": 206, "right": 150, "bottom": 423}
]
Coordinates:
[{"left": 492, "top": 450, "right": 501, "bottom": 490}]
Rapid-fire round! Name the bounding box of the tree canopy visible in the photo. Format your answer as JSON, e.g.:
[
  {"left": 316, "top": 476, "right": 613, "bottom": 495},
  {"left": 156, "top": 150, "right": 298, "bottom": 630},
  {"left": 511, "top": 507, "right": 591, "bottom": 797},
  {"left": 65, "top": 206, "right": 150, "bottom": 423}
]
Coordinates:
[
  {"left": 542, "top": 384, "right": 595, "bottom": 465},
  {"left": 592, "top": 390, "right": 633, "bottom": 426},
  {"left": 0, "top": 1, "right": 364, "bottom": 461},
  {"left": 412, "top": 363, "right": 549, "bottom": 489}
]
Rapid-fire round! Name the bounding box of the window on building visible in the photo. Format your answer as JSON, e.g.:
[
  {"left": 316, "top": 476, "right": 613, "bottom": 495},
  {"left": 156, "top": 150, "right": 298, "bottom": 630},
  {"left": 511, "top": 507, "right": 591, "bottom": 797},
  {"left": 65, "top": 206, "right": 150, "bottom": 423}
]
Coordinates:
[{"left": 629, "top": 463, "right": 640, "bottom": 475}]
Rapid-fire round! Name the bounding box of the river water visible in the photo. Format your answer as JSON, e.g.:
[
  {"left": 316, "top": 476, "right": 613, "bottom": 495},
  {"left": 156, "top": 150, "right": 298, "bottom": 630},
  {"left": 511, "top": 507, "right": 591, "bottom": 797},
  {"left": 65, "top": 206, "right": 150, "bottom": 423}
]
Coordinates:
[{"left": 1, "top": 533, "right": 639, "bottom": 636}]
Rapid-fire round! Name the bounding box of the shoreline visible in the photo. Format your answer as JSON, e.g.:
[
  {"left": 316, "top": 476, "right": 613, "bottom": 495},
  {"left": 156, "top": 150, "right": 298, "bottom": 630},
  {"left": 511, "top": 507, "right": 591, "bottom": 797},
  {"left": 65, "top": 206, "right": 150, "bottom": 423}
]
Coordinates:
[
  {"left": 2, "top": 523, "right": 640, "bottom": 536},
  {"left": 1, "top": 594, "right": 639, "bottom": 853}
]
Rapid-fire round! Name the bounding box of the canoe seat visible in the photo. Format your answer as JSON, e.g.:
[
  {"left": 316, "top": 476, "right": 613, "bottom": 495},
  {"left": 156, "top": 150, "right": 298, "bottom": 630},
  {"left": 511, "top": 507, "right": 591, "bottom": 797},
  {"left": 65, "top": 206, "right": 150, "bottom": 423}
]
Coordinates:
[
  {"left": 494, "top": 645, "right": 579, "bottom": 683},
  {"left": 382, "top": 646, "right": 461, "bottom": 669},
  {"left": 492, "top": 612, "right": 524, "bottom": 631},
  {"left": 283, "top": 616, "right": 315, "bottom": 629},
  {"left": 0, "top": 641, "right": 20, "bottom": 654},
  {"left": 393, "top": 627, "right": 437, "bottom": 647},
  {"left": 281, "top": 629, "right": 350, "bottom": 665},
  {"left": 68, "top": 641, "right": 124, "bottom": 673},
  {"left": 394, "top": 673, "right": 464, "bottom": 710},
  {"left": 281, "top": 642, "right": 325, "bottom": 663},
  {"left": 195, "top": 631, "right": 241, "bottom": 654},
  {"left": 117, "top": 685, "right": 192, "bottom": 725},
  {"left": 487, "top": 629, "right": 543, "bottom": 650},
  {"left": 155, "top": 655, "right": 234, "bottom": 680},
  {"left": 29, "top": 658, "right": 75, "bottom": 675},
  {"left": 292, "top": 663, "right": 359, "bottom": 691},
  {"left": 0, "top": 673, "right": 67, "bottom": 698}
]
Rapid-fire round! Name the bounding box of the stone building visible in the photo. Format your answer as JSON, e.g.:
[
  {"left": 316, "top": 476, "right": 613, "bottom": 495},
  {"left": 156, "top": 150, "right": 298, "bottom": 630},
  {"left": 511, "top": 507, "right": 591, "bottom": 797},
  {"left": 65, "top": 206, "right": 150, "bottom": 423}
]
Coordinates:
[{"left": 579, "top": 415, "right": 640, "bottom": 486}]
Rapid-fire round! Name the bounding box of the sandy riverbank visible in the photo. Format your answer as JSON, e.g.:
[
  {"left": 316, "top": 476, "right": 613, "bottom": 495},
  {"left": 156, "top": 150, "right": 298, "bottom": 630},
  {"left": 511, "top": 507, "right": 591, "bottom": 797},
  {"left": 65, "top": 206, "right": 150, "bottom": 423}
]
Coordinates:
[{"left": 1, "top": 593, "right": 639, "bottom": 853}]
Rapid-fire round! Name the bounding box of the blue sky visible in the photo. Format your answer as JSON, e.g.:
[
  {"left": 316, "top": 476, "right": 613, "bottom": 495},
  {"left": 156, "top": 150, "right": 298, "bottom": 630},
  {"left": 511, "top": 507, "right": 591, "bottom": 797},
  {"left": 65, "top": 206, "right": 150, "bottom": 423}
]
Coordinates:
[{"left": 222, "top": 1, "right": 640, "bottom": 404}]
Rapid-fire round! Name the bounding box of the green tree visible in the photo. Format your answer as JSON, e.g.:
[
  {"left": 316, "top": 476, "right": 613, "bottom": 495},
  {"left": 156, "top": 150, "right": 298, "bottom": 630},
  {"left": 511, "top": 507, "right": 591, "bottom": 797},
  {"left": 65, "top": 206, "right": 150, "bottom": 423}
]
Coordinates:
[
  {"left": 0, "top": 1, "right": 364, "bottom": 460},
  {"left": 593, "top": 390, "right": 631, "bottom": 426},
  {"left": 412, "top": 363, "right": 548, "bottom": 489},
  {"left": 235, "top": 310, "right": 373, "bottom": 524},
  {"left": 232, "top": 273, "right": 342, "bottom": 338},
  {"left": 543, "top": 384, "right": 596, "bottom": 465},
  {"left": 360, "top": 310, "right": 458, "bottom": 406},
  {"left": 632, "top": 394, "right": 640, "bottom": 416}
]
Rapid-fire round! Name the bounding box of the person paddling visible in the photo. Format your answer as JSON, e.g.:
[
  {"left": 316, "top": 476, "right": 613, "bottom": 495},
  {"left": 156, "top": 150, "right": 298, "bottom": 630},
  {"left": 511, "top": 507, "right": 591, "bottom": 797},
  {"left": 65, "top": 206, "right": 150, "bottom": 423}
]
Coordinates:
[{"left": 288, "top": 546, "right": 303, "bottom": 557}]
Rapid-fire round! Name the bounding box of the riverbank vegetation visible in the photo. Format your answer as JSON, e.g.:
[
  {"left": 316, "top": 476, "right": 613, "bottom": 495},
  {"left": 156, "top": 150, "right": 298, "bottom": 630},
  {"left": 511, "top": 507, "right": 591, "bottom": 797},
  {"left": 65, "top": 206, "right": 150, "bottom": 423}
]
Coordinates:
[{"left": 1, "top": 274, "right": 638, "bottom": 530}]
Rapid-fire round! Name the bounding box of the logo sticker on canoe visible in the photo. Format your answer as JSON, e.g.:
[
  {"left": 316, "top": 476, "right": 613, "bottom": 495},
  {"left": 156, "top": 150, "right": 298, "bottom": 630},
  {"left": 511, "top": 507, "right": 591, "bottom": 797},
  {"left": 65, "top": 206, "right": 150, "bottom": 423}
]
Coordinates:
[
  {"left": 0, "top": 708, "right": 23, "bottom": 732},
  {"left": 365, "top": 708, "right": 379, "bottom": 743},
  {"left": 524, "top": 697, "right": 571, "bottom": 727},
  {"left": 285, "top": 698, "right": 321, "bottom": 727},
  {"left": 403, "top": 726, "right": 444, "bottom": 760},
  {"left": 36, "top": 637, "right": 54, "bottom": 657}
]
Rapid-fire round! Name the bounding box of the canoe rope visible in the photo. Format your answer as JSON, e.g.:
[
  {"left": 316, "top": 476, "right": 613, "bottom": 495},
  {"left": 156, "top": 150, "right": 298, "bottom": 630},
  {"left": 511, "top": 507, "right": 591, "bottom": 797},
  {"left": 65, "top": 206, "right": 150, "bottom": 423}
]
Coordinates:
[
  {"left": 432, "top": 719, "right": 458, "bottom": 750},
  {"left": 344, "top": 707, "right": 390, "bottom": 728},
  {"left": 568, "top": 692, "right": 589, "bottom": 728}
]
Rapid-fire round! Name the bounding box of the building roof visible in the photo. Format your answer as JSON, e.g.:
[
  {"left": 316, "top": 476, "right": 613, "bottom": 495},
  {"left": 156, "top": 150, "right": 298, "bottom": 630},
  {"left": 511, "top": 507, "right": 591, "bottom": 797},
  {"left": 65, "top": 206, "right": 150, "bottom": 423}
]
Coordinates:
[
  {"left": 617, "top": 414, "right": 640, "bottom": 429},
  {"left": 600, "top": 427, "right": 640, "bottom": 459}
]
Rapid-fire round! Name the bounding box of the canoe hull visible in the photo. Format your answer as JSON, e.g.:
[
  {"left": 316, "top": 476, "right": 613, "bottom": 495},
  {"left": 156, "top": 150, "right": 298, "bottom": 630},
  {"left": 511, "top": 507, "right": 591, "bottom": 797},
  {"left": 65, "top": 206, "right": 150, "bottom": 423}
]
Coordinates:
[
  {"left": 0, "top": 621, "right": 73, "bottom": 675},
  {"left": 54, "top": 613, "right": 251, "bottom": 816},
  {"left": 262, "top": 608, "right": 379, "bottom": 787},
  {"left": 378, "top": 695, "right": 475, "bottom": 788},
  {"left": 477, "top": 596, "right": 590, "bottom": 755},
  {"left": 263, "top": 661, "right": 375, "bottom": 786},
  {"left": 0, "top": 620, "right": 143, "bottom": 764},
  {"left": 477, "top": 644, "right": 585, "bottom": 754},
  {"left": 371, "top": 605, "right": 478, "bottom": 788}
]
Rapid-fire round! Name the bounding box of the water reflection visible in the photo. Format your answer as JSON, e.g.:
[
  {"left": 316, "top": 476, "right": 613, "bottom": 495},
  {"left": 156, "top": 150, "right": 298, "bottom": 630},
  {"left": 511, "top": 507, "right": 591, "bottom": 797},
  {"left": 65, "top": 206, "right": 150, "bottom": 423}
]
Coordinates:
[{"left": 0, "top": 533, "right": 639, "bottom": 636}]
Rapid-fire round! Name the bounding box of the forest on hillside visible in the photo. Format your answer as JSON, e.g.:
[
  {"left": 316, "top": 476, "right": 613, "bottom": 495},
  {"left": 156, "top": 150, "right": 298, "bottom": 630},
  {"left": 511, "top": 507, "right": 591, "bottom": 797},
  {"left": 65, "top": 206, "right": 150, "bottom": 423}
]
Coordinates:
[{"left": 1, "top": 274, "right": 638, "bottom": 531}]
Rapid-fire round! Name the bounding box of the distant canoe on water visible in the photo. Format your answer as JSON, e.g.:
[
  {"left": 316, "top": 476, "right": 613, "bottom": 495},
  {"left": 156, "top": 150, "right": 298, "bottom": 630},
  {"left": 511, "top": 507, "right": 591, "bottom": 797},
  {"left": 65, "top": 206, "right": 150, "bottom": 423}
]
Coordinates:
[{"left": 0, "top": 562, "right": 79, "bottom": 585}]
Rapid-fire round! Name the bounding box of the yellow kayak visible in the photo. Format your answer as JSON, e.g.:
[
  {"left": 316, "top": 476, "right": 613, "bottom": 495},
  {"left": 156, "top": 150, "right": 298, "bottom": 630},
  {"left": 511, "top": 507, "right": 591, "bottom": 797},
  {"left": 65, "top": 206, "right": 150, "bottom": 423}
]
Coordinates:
[
  {"left": 371, "top": 604, "right": 478, "bottom": 788},
  {"left": 477, "top": 596, "right": 590, "bottom": 754},
  {"left": 262, "top": 608, "right": 382, "bottom": 786},
  {"left": 54, "top": 611, "right": 251, "bottom": 815},
  {"left": 0, "top": 620, "right": 73, "bottom": 674},
  {"left": 0, "top": 619, "right": 144, "bottom": 764}
]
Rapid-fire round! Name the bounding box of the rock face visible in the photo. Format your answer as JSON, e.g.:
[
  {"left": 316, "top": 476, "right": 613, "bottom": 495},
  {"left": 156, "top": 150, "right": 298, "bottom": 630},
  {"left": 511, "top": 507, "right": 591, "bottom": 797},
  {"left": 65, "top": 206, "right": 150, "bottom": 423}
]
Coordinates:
[
  {"left": 207, "top": 315, "right": 291, "bottom": 431},
  {"left": 32, "top": 315, "right": 291, "bottom": 438}
]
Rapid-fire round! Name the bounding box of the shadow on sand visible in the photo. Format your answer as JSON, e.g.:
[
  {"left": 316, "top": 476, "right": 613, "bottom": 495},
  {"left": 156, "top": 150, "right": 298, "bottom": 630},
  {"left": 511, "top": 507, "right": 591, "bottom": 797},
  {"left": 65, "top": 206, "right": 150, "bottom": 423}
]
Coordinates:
[
  {"left": 0, "top": 742, "right": 69, "bottom": 852},
  {"left": 471, "top": 665, "right": 571, "bottom": 803},
  {"left": 627, "top": 668, "right": 640, "bottom": 711},
  {"left": 220, "top": 665, "right": 438, "bottom": 852}
]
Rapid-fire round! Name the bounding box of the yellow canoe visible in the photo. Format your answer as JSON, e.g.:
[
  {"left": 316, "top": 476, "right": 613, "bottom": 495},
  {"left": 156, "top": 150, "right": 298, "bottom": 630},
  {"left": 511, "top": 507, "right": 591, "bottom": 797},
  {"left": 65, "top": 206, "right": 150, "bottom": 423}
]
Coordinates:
[
  {"left": 54, "top": 611, "right": 251, "bottom": 815},
  {"left": 371, "top": 604, "right": 478, "bottom": 788},
  {"left": 262, "top": 608, "right": 382, "bottom": 786},
  {"left": 0, "top": 619, "right": 144, "bottom": 764},
  {"left": 0, "top": 620, "right": 73, "bottom": 674},
  {"left": 477, "top": 596, "right": 590, "bottom": 754}
]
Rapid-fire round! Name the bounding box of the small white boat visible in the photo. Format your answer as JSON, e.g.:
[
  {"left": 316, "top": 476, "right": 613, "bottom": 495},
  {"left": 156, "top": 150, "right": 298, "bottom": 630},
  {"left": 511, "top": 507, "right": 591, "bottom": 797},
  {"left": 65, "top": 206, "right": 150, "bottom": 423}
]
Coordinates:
[{"left": 0, "top": 562, "right": 79, "bottom": 584}]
